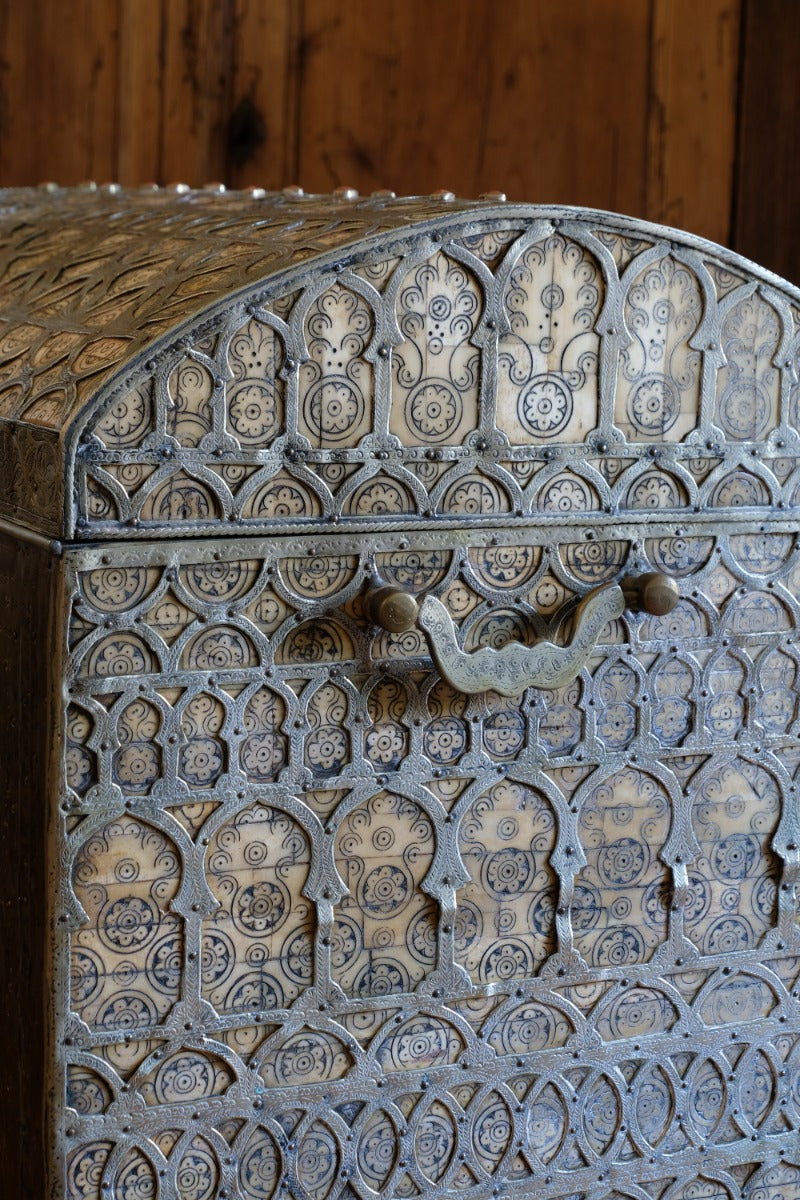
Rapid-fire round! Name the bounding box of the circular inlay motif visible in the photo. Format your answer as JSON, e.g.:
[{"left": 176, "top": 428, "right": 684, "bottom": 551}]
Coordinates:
[
  {"left": 718, "top": 380, "right": 770, "bottom": 440},
  {"left": 359, "top": 863, "right": 412, "bottom": 917},
  {"left": 627, "top": 375, "right": 679, "bottom": 434},
  {"left": 229, "top": 380, "right": 280, "bottom": 444},
  {"left": 303, "top": 377, "right": 364, "bottom": 442},
  {"left": 518, "top": 374, "right": 573, "bottom": 438},
  {"left": 406, "top": 380, "right": 461, "bottom": 441}
]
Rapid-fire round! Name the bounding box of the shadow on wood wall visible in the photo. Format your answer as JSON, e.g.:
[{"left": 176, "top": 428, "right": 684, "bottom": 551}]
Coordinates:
[{"left": 0, "top": 0, "right": 796, "bottom": 279}]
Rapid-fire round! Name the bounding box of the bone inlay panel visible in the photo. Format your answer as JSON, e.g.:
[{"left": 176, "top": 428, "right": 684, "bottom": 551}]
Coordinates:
[{"left": 68, "top": 209, "right": 800, "bottom": 544}]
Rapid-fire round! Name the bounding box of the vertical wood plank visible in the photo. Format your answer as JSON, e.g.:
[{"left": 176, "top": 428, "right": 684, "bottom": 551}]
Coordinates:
[
  {"left": 160, "top": 0, "right": 235, "bottom": 185},
  {"left": 0, "top": 0, "right": 120, "bottom": 185},
  {"left": 293, "top": 0, "right": 652, "bottom": 212},
  {"left": 226, "top": 0, "right": 294, "bottom": 189},
  {"left": 117, "top": 0, "right": 165, "bottom": 184},
  {"left": 646, "top": 0, "right": 741, "bottom": 247},
  {"left": 734, "top": 0, "right": 800, "bottom": 284},
  {"left": 0, "top": 2, "right": 39, "bottom": 183},
  {"left": 474, "top": 0, "right": 653, "bottom": 214}
]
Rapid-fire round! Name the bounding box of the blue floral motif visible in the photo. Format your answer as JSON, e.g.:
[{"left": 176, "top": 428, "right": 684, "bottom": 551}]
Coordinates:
[
  {"left": 710, "top": 833, "right": 759, "bottom": 881},
  {"left": 484, "top": 848, "right": 532, "bottom": 897},
  {"left": 597, "top": 837, "right": 649, "bottom": 886},
  {"left": 360, "top": 863, "right": 412, "bottom": 916}
]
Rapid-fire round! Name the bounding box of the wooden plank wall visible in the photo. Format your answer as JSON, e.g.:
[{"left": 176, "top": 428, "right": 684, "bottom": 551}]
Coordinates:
[{"left": 0, "top": 0, "right": 794, "bottom": 279}]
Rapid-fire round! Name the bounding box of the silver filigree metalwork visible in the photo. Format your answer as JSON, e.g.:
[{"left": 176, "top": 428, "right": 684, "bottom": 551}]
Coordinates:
[{"left": 0, "top": 189, "right": 798, "bottom": 1200}]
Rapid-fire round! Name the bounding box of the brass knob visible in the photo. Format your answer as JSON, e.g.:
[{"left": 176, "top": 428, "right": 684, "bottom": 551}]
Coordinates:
[
  {"left": 363, "top": 583, "right": 420, "bottom": 633},
  {"left": 621, "top": 572, "right": 680, "bottom": 616}
]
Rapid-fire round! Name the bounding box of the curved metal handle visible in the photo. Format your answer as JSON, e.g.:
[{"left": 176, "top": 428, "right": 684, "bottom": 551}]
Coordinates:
[
  {"left": 364, "top": 571, "right": 679, "bottom": 696},
  {"left": 418, "top": 585, "right": 625, "bottom": 695}
]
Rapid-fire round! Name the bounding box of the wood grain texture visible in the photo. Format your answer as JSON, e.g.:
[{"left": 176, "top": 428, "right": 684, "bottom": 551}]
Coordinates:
[
  {"left": 160, "top": 0, "right": 235, "bottom": 185},
  {"left": 2, "top": 4, "right": 800, "bottom": 296},
  {"left": 0, "top": 0, "right": 119, "bottom": 184},
  {"left": 294, "top": 0, "right": 652, "bottom": 214},
  {"left": 117, "top": 0, "right": 165, "bottom": 184},
  {"left": 0, "top": 534, "right": 57, "bottom": 1199},
  {"left": 228, "top": 0, "right": 294, "bottom": 187},
  {"left": 734, "top": 0, "right": 800, "bottom": 283},
  {"left": 646, "top": 0, "right": 741, "bottom": 246}
]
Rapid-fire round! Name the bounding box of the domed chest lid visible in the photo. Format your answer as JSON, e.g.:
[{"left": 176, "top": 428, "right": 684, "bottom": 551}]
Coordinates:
[{"left": 0, "top": 186, "right": 797, "bottom": 541}]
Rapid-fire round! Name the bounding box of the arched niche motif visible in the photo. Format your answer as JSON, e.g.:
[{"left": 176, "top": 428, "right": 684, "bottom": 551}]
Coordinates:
[
  {"left": 390, "top": 251, "right": 482, "bottom": 446},
  {"left": 423, "top": 678, "right": 469, "bottom": 766},
  {"left": 333, "top": 791, "right": 436, "bottom": 997},
  {"left": 573, "top": 768, "right": 671, "bottom": 967},
  {"left": 364, "top": 676, "right": 410, "bottom": 771},
  {"left": 615, "top": 255, "right": 703, "bottom": 442},
  {"left": 593, "top": 657, "right": 642, "bottom": 750},
  {"left": 537, "top": 676, "right": 584, "bottom": 756},
  {"left": 71, "top": 817, "right": 182, "bottom": 1029},
  {"left": 298, "top": 283, "right": 374, "bottom": 447},
  {"left": 456, "top": 779, "right": 558, "bottom": 982},
  {"left": 65, "top": 703, "right": 97, "bottom": 797},
  {"left": 166, "top": 357, "right": 215, "bottom": 446},
  {"left": 304, "top": 681, "right": 351, "bottom": 777},
  {"left": 226, "top": 315, "right": 285, "bottom": 448},
  {"left": 240, "top": 686, "right": 288, "bottom": 781},
  {"left": 179, "top": 691, "right": 226, "bottom": 789},
  {"left": 651, "top": 655, "right": 696, "bottom": 746},
  {"left": 113, "top": 698, "right": 162, "bottom": 793},
  {"left": 497, "top": 233, "right": 604, "bottom": 444},
  {"left": 203, "top": 802, "right": 313, "bottom": 1013},
  {"left": 715, "top": 292, "right": 782, "bottom": 441},
  {"left": 704, "top": 651, "right": 747, "bottom": 742},
  {"left": 481, "top": 688, "right": 528, "bottom": 762},
  {"left": 756, "top": 647, "right": 798, "bottom": 734},
  {"left": 686, "top": 758, "right": 781, "bottom": 954}
]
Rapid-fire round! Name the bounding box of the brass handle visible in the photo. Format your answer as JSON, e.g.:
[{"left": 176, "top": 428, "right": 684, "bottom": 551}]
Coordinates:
[
  {"left": 364, "top": 572, "right": 678, "bottom": 697},
  {"left": 363, "top": 583, "right": 420, "bottom": 633}
]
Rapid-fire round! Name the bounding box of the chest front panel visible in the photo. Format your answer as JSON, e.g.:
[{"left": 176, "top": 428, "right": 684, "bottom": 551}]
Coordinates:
[
  {"left": 60, "top": 527, "right": 800, "bottom": 1200},
  {"left": 15, "top": 198, "right": 796, "bottom": 1200}
]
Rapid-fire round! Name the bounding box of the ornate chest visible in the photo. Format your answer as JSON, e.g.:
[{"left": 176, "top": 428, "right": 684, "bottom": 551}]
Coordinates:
[{"left": 2, "top": 187, "right": 799, "bottom": 1200}]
